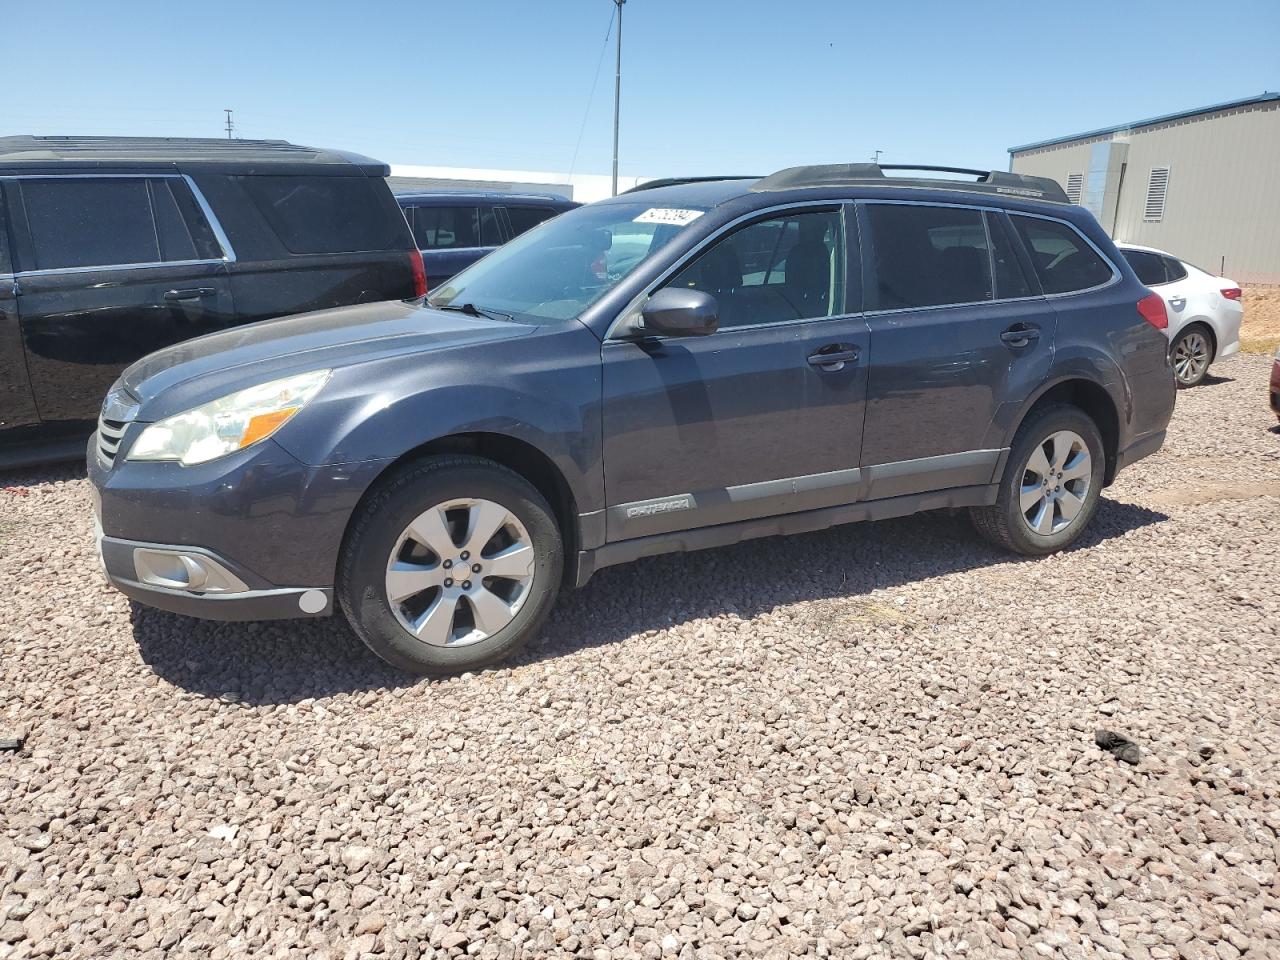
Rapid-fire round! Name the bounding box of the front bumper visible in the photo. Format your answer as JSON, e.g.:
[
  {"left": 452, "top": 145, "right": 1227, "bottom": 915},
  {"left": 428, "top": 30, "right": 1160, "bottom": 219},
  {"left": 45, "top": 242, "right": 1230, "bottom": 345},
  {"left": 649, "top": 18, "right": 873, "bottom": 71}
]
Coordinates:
[{"left": 89, "top": 434, "right": 392, "bottom": 622}]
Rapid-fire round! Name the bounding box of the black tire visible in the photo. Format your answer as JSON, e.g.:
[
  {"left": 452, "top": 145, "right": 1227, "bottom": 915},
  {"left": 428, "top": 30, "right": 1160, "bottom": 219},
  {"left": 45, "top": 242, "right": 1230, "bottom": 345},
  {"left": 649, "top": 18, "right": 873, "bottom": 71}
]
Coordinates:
[
  {"left": 1170, "top": 324, "right": 1214, "bottom": 388},
  {"left": 337, "top": 455, "right": 563, "bottom": 676},
  {"left": 970, "top": 405, "right": 1105, "bottom": 556}
]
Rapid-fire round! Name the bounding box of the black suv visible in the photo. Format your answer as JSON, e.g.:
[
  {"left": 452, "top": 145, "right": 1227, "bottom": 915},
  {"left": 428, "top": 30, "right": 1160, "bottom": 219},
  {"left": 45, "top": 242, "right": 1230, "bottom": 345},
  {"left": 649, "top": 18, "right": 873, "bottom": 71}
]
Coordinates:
[
  {"left": 89, "top": 163, "right": 1175, "bottom": 675},
  {"left": 397, "top": 191, "right": 578, "bottom": 289},
  {"left": 0, "top": 136, "right": 424, "bottom": 467}
]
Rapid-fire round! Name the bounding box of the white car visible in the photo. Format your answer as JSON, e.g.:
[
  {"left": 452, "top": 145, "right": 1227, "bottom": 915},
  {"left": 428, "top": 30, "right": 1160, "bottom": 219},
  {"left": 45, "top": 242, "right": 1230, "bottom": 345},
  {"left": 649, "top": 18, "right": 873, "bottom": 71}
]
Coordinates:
[{"left": 1118, "top": 244, "right": 1243, "bottom": 387}]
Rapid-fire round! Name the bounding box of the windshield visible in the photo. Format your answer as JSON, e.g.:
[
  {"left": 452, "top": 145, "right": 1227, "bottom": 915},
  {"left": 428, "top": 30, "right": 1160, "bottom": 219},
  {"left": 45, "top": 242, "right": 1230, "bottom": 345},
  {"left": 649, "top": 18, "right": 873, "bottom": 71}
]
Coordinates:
[{"left": 427, "top": 201, "right": 708, "bottom": 322}]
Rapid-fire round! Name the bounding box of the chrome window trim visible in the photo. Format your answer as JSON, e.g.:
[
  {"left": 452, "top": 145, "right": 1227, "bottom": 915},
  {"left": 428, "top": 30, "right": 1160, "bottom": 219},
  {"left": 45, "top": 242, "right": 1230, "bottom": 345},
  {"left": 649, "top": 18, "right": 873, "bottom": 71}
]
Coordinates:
[
  {"left": 604, "top": 199, "right": 851, "bottom": 341},
  {"left": 1, "top": 171, "right": 237, "bottom": 269}
]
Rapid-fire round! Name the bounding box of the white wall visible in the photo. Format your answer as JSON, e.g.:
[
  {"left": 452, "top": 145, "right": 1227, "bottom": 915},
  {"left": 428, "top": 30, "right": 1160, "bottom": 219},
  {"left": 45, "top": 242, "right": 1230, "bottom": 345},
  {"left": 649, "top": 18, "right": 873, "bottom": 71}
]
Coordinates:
[{"left": 388, "top": 164, "right": 650, "bottom": 203}]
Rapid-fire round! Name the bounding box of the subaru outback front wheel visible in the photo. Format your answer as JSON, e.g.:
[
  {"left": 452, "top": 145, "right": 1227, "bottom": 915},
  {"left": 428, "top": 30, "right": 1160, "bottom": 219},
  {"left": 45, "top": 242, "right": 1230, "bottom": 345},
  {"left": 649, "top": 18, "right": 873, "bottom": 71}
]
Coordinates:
[
  {"left": 338, "top": 455, "right": 563, "bottom": 675},
  {"left": 970, "top": 405, "right": 1104, "bottom": 556}
]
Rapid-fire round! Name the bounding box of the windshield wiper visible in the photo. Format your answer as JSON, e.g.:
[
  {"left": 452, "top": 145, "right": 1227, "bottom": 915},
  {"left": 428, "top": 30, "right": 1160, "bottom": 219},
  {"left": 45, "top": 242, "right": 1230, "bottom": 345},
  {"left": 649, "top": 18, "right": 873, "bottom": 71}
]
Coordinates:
[{"left": 432, "top": 301, "right": 514, "bottom": 322}]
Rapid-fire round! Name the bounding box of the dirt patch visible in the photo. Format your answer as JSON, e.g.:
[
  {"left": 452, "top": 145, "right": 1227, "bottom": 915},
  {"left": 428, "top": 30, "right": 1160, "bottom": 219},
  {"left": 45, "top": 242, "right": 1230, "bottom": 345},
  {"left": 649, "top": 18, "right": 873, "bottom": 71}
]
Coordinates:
[
  {"left": 1150, "top": 479, "right": 1280, "bottom": 507},
  {"left": 1242, "top": 287, "right": 1280, "bottom": 355}
]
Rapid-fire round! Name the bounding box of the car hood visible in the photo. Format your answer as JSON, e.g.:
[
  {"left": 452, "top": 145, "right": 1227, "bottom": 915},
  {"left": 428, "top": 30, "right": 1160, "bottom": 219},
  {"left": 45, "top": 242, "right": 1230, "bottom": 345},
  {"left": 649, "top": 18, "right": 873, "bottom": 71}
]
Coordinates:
[{"left": 120, "top": 299, "right": 534, "bottom": 415}]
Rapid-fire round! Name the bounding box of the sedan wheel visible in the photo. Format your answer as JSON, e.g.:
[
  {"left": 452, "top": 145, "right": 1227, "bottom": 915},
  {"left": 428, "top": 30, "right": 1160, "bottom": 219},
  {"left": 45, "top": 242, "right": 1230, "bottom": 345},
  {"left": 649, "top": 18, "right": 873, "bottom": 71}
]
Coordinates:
[
  {"left": 386, "top": 498, "right": 536, "bottom": 647},
  {"left": 1172, "top": 328, "right": 1211, "bottom": 387}
]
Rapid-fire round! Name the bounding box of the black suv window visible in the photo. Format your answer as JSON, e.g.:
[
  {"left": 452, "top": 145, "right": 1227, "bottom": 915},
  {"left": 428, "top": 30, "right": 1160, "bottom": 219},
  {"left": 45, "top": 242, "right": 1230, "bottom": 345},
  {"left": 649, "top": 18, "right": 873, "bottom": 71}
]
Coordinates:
[
  {"left": 865, "top": 204, "right": 993, "bottom": 310},
  {"left": 21, "top": 178, "right": 160, "bottom": 270},
  {"left": 987, "top": 212, "right": 1034, "bottom": 299},
  {"left": 1010, "top": 216, "right": 1113, "bottom": 295},
  {"left": 666, "top": 209, "right": 843, "bottom": 328},
  {"left": 238, "top": 175, "right": 404, "bottom": 255},
  {"left": 412, "top": 205, "right": 501, "bottom": 250},
  {"left": 505, "top": 205, "right": 560, "bottom": 238},
  {"left": 1122, "top": 249, "right": 1169, "bottom": 286},
  {"left": 17, "top": 176, "right": 221, "bottom": 271}
]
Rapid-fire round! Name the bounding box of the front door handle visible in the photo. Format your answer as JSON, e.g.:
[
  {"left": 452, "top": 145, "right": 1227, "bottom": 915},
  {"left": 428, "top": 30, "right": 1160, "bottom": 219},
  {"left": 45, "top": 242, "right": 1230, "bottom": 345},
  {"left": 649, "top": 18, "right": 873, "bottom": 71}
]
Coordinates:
[
  {"left": 807, "top": 344, "right": 860, "bottom": 369},
  {"left": 164, "top": 287, "right": 216, "bottom": 301},
  {"left": 1000, "top": 325, "right": 1040, "bottom": 347}
]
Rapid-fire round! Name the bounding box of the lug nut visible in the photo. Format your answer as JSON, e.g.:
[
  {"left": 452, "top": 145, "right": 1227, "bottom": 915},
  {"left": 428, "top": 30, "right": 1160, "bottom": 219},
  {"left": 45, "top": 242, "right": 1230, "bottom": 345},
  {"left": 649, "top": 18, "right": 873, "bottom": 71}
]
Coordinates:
[
  {"left": 462, "top": 580, "right": 472, "bottom": 590},
  {"left": 444, "top": 578, "right": 453, "bottom": 587},
  {"left": 443, "top": 559, "right": 453, "bottom": 569},
  {"left": 472, "top": 563, "right": 482, "bottom": 573},
  {"left": 461, "top": 551, "right": 470, "bottom": 561}
]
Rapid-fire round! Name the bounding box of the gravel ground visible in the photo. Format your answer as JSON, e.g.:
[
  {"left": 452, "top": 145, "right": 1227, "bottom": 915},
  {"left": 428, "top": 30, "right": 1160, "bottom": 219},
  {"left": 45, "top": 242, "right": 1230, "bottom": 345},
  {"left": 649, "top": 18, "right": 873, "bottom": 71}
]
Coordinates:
[{"left": 2, "top": 353, "right": 1279, "bottom": 960}]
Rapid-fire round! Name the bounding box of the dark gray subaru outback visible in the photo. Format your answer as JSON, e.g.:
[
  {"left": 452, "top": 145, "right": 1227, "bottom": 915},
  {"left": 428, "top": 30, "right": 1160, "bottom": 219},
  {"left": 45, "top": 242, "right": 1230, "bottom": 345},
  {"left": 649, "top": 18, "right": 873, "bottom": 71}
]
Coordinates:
[{"left": 89, "top": 164, "right": 1175, "bottom": 675}]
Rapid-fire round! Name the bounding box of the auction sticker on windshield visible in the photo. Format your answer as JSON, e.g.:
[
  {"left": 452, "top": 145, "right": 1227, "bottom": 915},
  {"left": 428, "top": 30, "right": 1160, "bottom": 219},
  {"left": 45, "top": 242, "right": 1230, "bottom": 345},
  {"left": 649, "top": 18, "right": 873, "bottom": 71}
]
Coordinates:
[{"left": 634, "top": 208, "right": 704, "bottom": 226}]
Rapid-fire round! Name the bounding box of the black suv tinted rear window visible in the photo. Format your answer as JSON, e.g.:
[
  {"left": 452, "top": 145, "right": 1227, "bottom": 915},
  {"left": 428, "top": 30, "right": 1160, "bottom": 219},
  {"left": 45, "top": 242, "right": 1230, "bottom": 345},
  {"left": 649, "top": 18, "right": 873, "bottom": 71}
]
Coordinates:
[
  {"left": 238, "top": 175, "right": 405, "bottom": 255},
  {"left": 1010, "top": 216, "right": 1113, "bottom": 295},
  {"left": 865, "top": 204, "right": 993, "bottom": 310}
]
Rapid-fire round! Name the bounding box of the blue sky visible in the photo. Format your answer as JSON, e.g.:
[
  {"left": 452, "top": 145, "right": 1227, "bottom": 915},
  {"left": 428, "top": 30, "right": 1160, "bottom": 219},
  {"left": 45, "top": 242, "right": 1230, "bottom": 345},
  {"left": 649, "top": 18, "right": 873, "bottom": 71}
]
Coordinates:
[{"left": 9, "top": 1, "right": 1278, "bottom": 177}]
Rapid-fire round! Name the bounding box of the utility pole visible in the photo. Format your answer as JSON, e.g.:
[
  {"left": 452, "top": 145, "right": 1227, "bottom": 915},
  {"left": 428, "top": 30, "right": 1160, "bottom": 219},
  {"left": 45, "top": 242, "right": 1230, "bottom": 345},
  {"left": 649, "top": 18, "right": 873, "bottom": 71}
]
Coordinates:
[
  {"left": 871, "top": 149, "right": 882, "bottom": 164},
  {"left": 611, "top": 0, "right": 625, "bottom": 196},
  {"left": 224, "top": 109, "right": 235, "bottom": 139}
]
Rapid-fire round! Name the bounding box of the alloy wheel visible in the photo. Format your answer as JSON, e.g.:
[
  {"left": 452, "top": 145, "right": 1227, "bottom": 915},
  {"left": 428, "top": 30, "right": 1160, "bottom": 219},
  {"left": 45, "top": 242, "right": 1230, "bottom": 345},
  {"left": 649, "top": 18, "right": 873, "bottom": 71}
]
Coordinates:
[
  {"left": 1019, "top": 430, "right": 1092, "bottom": 536},
  {"left": 1173, "top": 331, "right": 1210, "bottom": 385},
  {"left": 384, "top": 498, "right": 535, "bottom": 647}
]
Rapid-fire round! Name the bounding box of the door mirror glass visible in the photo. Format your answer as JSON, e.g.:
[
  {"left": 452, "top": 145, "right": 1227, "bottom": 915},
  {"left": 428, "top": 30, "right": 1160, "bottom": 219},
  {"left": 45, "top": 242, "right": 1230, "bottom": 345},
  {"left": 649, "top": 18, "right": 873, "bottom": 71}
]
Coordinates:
[{"left": 640, "top": 287, "right": 718, "bottom": 337}]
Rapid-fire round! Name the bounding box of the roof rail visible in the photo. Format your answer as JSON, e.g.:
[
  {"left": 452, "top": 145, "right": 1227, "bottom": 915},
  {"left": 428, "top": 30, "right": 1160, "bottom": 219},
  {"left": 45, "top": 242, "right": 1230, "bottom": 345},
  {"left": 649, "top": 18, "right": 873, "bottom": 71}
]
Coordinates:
[
  {"left": 751, "top": 163, "right": 1069, "bottom": 203},
  {"left": 623, "top": 175, "right": 760, "bottom": 194}
]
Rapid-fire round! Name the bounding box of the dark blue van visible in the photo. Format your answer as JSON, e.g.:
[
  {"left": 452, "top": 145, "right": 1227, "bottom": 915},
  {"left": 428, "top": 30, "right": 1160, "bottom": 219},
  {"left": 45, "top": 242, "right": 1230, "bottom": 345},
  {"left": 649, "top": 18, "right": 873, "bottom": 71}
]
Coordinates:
[{"left": 396, "top": 192, "right": 578, "bottom": 290}]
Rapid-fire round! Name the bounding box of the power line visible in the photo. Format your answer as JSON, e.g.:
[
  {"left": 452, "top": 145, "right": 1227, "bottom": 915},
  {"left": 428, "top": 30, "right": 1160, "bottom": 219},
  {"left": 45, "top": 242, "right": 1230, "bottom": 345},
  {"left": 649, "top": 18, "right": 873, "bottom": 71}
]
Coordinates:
[{"left": 567, "top": 3, "right": 617, "bottom": 182}]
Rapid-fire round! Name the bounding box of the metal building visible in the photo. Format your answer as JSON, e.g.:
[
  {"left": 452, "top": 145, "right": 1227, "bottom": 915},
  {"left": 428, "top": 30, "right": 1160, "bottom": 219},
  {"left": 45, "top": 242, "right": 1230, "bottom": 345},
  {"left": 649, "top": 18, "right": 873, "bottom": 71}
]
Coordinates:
[{"left": 1009, "top": 91, "right": 1280, "bottom": 284}]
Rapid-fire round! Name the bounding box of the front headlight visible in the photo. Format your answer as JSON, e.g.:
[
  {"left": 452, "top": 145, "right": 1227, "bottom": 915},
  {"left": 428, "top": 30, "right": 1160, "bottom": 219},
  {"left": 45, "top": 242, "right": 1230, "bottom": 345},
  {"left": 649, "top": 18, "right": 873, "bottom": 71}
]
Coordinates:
[{"left": 127, "top": 370, "right": 331, "bottom": 466}]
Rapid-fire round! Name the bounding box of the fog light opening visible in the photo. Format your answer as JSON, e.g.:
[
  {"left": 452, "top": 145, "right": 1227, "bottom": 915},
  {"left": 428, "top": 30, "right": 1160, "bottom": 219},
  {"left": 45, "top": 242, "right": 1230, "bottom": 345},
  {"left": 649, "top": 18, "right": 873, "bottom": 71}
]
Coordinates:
[{"left": 133, "top": 548, "right": 249, "bottom": 594}]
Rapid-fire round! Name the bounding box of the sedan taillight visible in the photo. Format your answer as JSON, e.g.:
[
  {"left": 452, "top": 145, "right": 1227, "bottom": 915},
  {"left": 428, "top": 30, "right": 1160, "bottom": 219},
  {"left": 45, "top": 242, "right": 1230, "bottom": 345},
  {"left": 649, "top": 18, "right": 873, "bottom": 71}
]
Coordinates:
[
  {"left": 1137, "top": 292, "right": 1168, "bottom": 330},
  {"left": 1221, "top": 287, "right": 1243, "bottom": 301}
]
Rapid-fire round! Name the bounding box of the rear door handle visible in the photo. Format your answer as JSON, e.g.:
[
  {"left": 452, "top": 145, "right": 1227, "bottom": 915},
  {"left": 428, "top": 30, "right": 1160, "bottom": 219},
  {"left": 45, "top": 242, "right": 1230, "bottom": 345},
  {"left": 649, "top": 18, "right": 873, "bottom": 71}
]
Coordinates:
[
  {"left": 1000, "top": 325, "right": 1040, "bottom": 347},
  {"left": 164, "top": 287, "right": 216, "bottom": 301},
  {"left": 807, "top": 344, "right": 860, "bottom": 369}
]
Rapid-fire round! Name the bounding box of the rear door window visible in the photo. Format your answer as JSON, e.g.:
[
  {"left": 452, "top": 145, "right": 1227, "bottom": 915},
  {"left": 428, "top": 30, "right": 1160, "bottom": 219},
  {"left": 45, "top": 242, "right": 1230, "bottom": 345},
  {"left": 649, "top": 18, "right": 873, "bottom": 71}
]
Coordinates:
[
  {"left": 505, "top": 205, "right": 560, "bottom": 237},
  {"left": 237, "top": 175, "right": 404, "bottom": 254},
  {"left": 1121, "top": 249, "right": 1169, "bottom": 286},
  {"left": 987, "top": 212, "right": 1034, "bottom": 299},
  {"left": 20, "top": 177, "right": 160, "bottom": 270},
  {"left": 413, "top": 206, "right": 481, "bottom": 249},
  {"left": 864, "top": 204, "right": 993, "bottom": 310},
  {"left": 1010, "top": 216, "right": 1114, "bottom": 294}
]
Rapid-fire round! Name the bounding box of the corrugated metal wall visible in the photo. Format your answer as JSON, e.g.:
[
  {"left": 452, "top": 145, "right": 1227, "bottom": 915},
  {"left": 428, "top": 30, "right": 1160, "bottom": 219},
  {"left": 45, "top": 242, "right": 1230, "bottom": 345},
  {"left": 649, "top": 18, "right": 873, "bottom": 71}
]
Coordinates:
[{"left": 1011, "top": 101, "right": 1280, "bottom": 284}]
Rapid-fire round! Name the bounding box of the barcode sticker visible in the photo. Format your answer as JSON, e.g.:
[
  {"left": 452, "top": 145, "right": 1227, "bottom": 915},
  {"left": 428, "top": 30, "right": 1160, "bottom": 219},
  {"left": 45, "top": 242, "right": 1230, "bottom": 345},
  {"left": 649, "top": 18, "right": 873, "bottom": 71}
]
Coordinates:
[{"left": 634, "top": 208, "right": 704, "bottom": 226}]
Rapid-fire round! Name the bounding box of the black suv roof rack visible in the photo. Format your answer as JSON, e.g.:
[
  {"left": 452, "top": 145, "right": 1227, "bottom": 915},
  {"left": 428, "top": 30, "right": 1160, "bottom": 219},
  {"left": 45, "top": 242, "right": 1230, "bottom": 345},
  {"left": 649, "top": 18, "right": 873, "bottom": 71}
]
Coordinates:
[
  {"left": 623, "top": 175, "right": 760, "bottom": 194},
  {"left": 751, "top": 163, "right": 1068, "bottom": 203},
  {"left": 0, "top": 136, "right": 388, "bottom": 175}
]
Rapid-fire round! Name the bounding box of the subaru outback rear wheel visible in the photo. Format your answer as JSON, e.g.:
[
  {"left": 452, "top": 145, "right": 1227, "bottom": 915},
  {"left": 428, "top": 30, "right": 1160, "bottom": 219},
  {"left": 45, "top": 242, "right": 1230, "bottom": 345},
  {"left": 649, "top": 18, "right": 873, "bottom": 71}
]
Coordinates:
[
  {"left": 338, "top": 455, "right": 562, "bottom": 675},
  {"left": 970, "top": 405, "right": 1104, "bottom": 556}
]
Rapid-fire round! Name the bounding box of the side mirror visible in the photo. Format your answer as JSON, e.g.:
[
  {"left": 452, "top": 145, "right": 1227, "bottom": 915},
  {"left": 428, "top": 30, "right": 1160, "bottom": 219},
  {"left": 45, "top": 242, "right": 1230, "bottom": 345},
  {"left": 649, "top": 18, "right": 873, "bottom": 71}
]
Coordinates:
[{"left": 640, "top": 288, "right": 719, "bottom": 337}]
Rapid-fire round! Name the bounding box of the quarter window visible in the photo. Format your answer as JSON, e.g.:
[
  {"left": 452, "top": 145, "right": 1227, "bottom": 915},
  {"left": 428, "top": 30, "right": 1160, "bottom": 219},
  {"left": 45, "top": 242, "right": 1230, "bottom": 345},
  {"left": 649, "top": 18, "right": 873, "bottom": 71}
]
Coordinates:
[
  {"left": 237, "top": 175, "right": 404, "bottom": 254},
  {"left": 865, "top": 204, "right": 992, "bottom": 310},
  {"left": 664, "top": 209, "right": 843, "bottom": 328},
  {"left": 1010, "top": 216, "right": 1113, "bottom": 294},
  {"left": 1161, "top": 255, "right": 1187, "bottom": 282},
  {"left": 1121, "top": 249, "right": 1168, "bottom": 286}
]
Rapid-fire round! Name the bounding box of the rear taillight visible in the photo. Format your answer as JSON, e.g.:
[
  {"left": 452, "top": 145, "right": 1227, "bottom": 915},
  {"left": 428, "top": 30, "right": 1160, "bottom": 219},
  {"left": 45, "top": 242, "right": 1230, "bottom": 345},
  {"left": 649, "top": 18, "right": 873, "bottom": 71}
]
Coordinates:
[
  {"left": 1221, "top": 287, "right": 1242, "bottom": 301},
  {"left": 410, "top": 250, "right": 428, "bottom": 298},
  {"left": 1137, "top": 292, "right": 1167, "bottom": 330}
]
